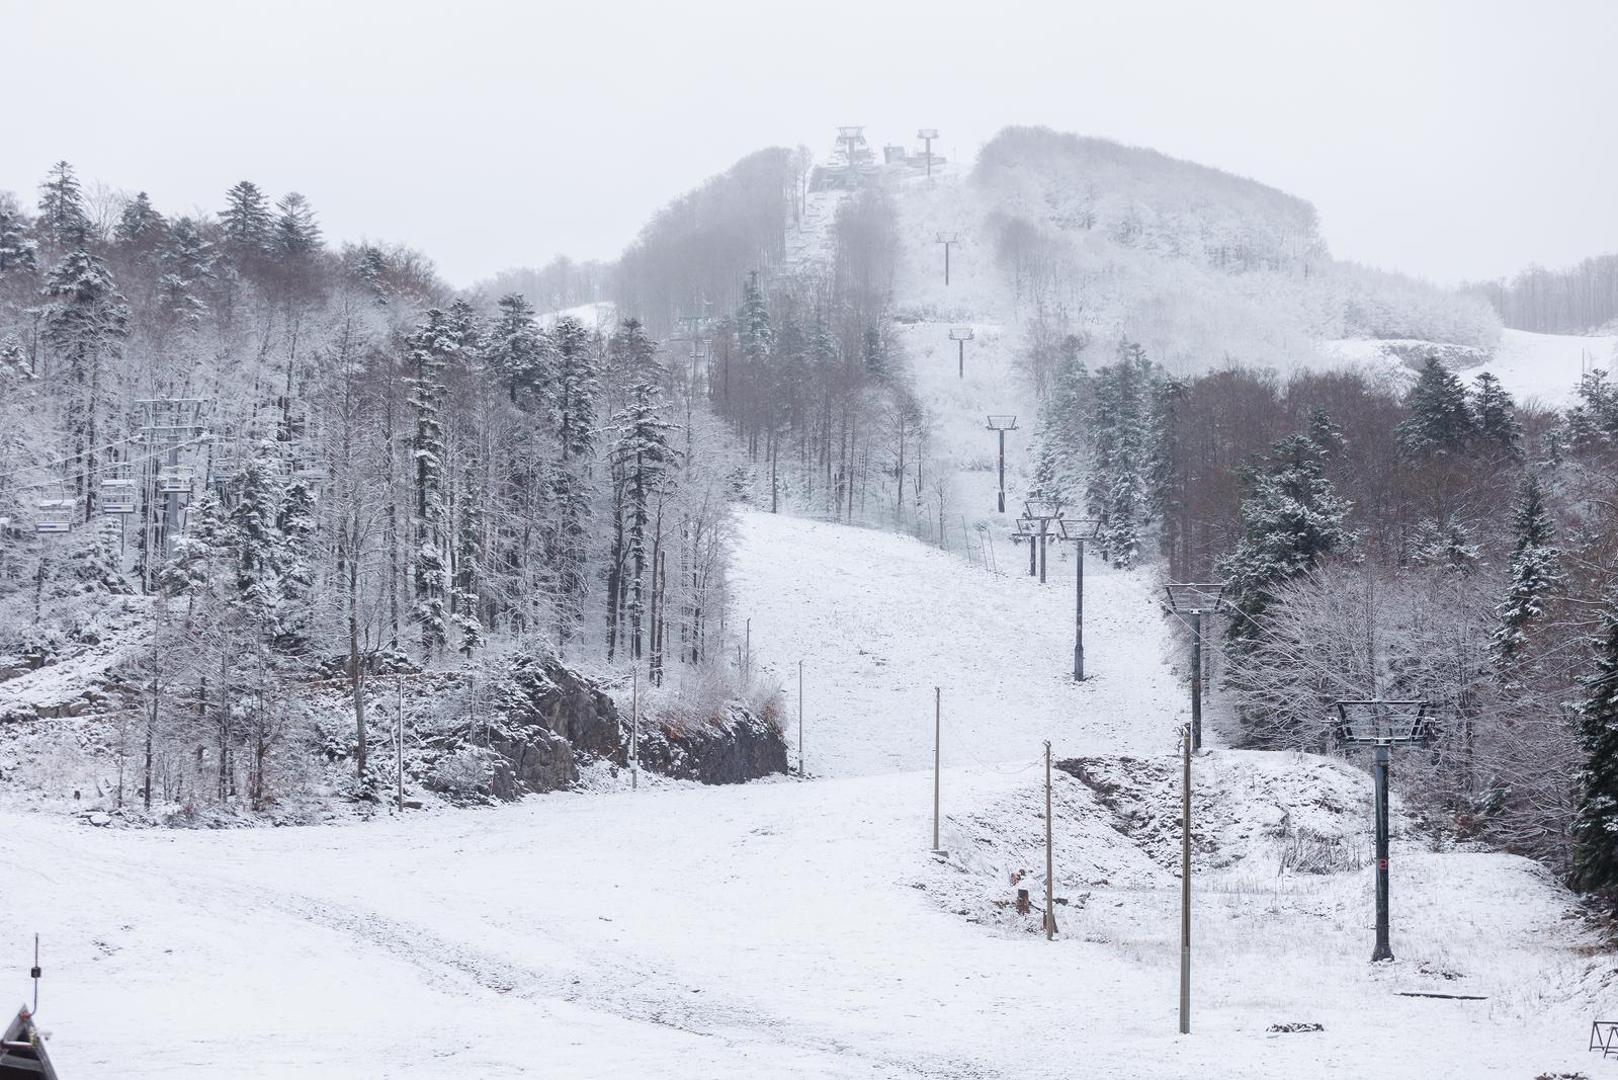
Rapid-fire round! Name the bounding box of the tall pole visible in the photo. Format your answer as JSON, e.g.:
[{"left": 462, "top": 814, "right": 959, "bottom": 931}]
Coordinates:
[
  {"left": 1038, "top": 521, "right": 1048, "bottom": 584},
  {"left": 631, "top": 667, "right": 640, "bottom": 790},
  {"left": 798, "top": 659, "right": 805, "bottom": 778},
  {"left": 1190, "top": 612, "right": 1203, "bottom": 751},
  {"left": 932, "top": 687, "right": 942, "bottom": 851},
  {"left": 395, "top": 674, "right": 404, "bottom": 812},
  {"left": 1373, "top": 744, "right": 1392, "bottom": 961},
  {"left": 957, "top": 338, "right": 965, "bottom": 379},
  {"left": 996, "top": 429, "right": 1006, "bottom": 513},
  {"left": 944, "top": 240, "right": 951, "bottom": 286},
  {"left": 1180, "top": 724, "right": 1191, "bottom": 1034},
  {"left": 1073, "top": 538, "right": 1085, "bottom": 681},
  {"left": 1027, "top": 535, "right": 1036, "bottom": 577},
  {"left": 1044, "top": 740, "right": 1056, "bottom": 940}
]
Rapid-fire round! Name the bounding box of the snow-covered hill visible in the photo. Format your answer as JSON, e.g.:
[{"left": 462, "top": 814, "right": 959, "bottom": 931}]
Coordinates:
[{"left": 1324, "top": 328, "right": 1617, "bottom": 407}]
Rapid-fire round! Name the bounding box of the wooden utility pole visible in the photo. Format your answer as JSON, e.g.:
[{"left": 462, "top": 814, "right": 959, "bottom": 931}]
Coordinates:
[
  {"left": 798, "top": 659, "right": 805, "bottom": 778},
  {"left": 631, "top": 667, "right": 640, "bottom": 790},
  {"left": 1180, "top": 723, "right": 1192, "bottom": 1034},
  {"left": 932, "top": 687, "right": 942, "bottom": 851},
  {"left": 1044, "top": 740, "right": 1057, "bottom": 939}
]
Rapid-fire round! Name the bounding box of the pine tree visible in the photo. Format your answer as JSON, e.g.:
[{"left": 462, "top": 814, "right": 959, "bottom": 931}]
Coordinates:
[
  {"left": 612, "top": 381, "right": 678, "bottom": 659},
  {"left": 228, "top": 458, "right": 283, "bottom": 624},
  {"left": 37, "top": 161, "right": 90, "bottom": 250},
  {"left": 114, "top": 192, "right": 167, "bottom": 252},
  {"left": 488, "top": 293, "right": 547, "bottom": 402},
  {"left": 0, "top": 203, "right": 38, "bottom": 277},
  {"left": 406, "top": 309, "right": 455, "bottom": 655},
  {"left": 1397, "top": 356, "right": 1475, "bottom": 456},
  {"left": 862, "top": 325, "right": 888, "bottom": 380},
  {"left": 1085, "top": 340, "right": 1154, "bottom": 568},
  {"left": 1573, "top": 592, "right": 1618, "bottom": 895},
  {"left": 737, "top": 272, "right": 772, "bottom": 365},
  {"left": 221, "top": 181, "right": 272, "bottom": 252},
  {"left": 452, "top": 465, "right": 485, "bottom": 657},
  {"left": 1492, "top": 473, "right": 1563, "bottom": 664},
  {"left": 271, "top": 192, "right": 322, "bottom": 261},
  {"left": 41, "top": 251, "right": 131, "bottom": 516},
  {"left": 549, "top": 315, "right": 599, "bottom": 650},
  {"left": 1470, "top": 372, "right": 1522, "bottom": 459},
  {"left": 1219, "top": 432, "right": 1350, "bottom": 641},
  {"left": 274, "top": 476, "right": 316, "bottom": 653}
]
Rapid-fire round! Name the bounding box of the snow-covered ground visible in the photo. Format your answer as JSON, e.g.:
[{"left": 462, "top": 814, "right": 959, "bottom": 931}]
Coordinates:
[
  {"left": 0, "top": 165, "right": 1606, "bottom": 1079},
  {"left": 1322, "top": 327, "right": 1618, "bottom": 408}
]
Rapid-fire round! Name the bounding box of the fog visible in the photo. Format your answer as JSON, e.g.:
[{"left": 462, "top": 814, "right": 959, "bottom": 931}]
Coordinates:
[{"left": 5, "top": 0, "right": 1615, "bottom": 286}]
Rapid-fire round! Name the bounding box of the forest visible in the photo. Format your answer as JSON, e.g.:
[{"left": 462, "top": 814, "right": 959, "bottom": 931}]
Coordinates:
[
  {"left": 0, "top": 153, "right": 934, "bottom": 816},
  {"left": 1032, "top": 331, "right": 1618, "bottom": 887}
]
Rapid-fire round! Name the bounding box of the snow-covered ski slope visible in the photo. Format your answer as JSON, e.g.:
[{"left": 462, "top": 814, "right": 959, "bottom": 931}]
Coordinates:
[
  {"left": 0, "top": 165, "right": 1604, "bottom": 1079},
  {"left": 1324, "top": 327, "right": 1618, "bottom": 407},
  {"left": 732, "top": 509, "right": 1184, "bottom": 776}
]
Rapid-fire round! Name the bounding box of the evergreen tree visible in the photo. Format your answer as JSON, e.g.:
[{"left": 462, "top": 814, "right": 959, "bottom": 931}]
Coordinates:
[
  {"left": 737, "top": 272, "right": 772, "bottom": 365},
  {"left": 37, "top": 161, "right": 90, "bottom": 250},
  {"left": 1218, "top": 432, "right": 1350, "bottom": 641},
  {"left": 114, "top": 192, "right": 167, "bottom": 252},
  {"left": 41, "top": 251, "right": 131, "bottom": 516},
  {"left": 612, "top": 381, "right": 678, "bottom": 659},
  {"left": 1085, "top": 340, "right": 1154, "bottom": 568},
  {"left": 1396, "top": 356, "right": 1475, "bottom": 456},
  {"left": 862, "top": 325, "right": 888, "bottom": 380},
  {"left": 1573, "top": 592, "right": 1618, "bottom": 895},
  {"left": 549, "top": 315, "right": 599, "bottom": 650},
  {"left": 1470, "top": 372, "right": 1522, "bottom": 459},
  {"left": 488, "top": 292, "right": 547, "bottom": 402},
  {"left": 452, "top": 464, "right": 485, "bottom": 657},
  {"left": 221, "top": 181, "right": 272, "bottom": 252},
  {"left": 275, "top": 476, "right": 316, "bottom": 652},
  {"left": 271, "top": 192, "right": 321, "bottom": 260},
  {"left": 0, "top": 203, "right": 38, "bottom": 277},
  {"left": 405, "top": 309, "right": 455, "bottom": 655},
  {"left": 228, "top": 458, "right": 283, "bottom": 623},
  {"left": 1492, "top": 473, "right": 1563, "bottom": 664},
  {"left": 1565, "top": 368, "right": 1617, "bottom": 449}
]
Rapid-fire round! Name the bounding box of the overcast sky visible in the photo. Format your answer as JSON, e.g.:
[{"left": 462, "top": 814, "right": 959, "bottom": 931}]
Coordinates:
[{"left": 5, "top": 0, "right": 1615, "bottom": 289}]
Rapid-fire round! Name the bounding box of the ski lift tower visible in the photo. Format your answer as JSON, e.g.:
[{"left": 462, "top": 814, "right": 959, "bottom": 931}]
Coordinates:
[
  {"left": 1018, "top": 498, "right": 1064, "bottom": 584},
  {"left": 1163, "top": 583, "right": 1227, "bottom": 751},
  {"left": 949, "top": 327, "right": 974, "bottom": 379},
  {"left": 916, "top": 128, "right": 939, "bottom": 177},
  {"left": 985, "top": 415, "right": 1017, "bottom": 513},
  {"left": 1335, "top": 699, "right": 1432, "bottom": 963},
  {"left": 1056, "top": 516, "right": 1101, "bottom": 681},
  {"left": 138, "top": 399, "right": 209, "bottom": 560}
]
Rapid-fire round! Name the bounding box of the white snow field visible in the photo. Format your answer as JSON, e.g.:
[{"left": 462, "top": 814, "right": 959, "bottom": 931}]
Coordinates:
[{"left": 1323, "top": 327, "right": 1618, "bottom": 408}]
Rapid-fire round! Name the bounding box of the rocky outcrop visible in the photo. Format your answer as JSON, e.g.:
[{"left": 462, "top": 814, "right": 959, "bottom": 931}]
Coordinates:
[
  {"left": 637, "top": 703, "right": 788, "bottom": 785},
  {"left": 421, "top": 654, "right": 784, "bottom": 804}
]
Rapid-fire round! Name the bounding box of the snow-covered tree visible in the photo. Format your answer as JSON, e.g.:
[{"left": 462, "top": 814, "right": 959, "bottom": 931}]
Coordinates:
[
  {"left": 1470, "top": 371, "right": 1522, "bottom": 459},
  {"left": 1085, "top": 340, "right": 1155, "bottom": 568},
  {"left": 1219, "top": 431, "right": 1350, "bottom": 641},
  {"left": 41, "top": 250, "right": 131, "bottom": 516},
  {"left": 1573, "top": 593, "right": 1618, "bottom": 896},
  {"left": 37, "top": 161, "right": 91, "bottom": 250},
  {"left": 1397, "top": 356, "right": 1475, "bottom": 457},
  {"left": 1492, "top": 473, "right": 1562, "bottom": 665},
  {"left": 406, "top": 309, "right": 454, "bottom": 655}
]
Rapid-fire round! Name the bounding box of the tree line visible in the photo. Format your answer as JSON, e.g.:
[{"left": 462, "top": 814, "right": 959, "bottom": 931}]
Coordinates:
[{"left": 1035, "top": 337, "right": 1618, "bottom": 894}]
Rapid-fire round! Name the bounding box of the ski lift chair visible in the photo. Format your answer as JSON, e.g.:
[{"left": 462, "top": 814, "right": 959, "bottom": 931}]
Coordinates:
[
  {"left": 100, "top": 477, "right": 137, "bottom": 515},
  {"left": 156, "top": 464, "right": 196, "bottom": 496},
  {"left": 34, "top": 486, "right": 74, "bottom": 534}
]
